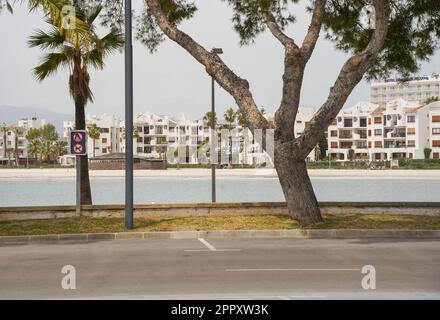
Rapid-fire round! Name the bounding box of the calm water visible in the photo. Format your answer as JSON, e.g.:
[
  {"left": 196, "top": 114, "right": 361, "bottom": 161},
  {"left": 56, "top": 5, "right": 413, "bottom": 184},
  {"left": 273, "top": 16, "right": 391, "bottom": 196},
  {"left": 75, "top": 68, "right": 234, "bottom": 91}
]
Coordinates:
[{"left": 0, "top": 178, "right": 439, "bottom": 206}]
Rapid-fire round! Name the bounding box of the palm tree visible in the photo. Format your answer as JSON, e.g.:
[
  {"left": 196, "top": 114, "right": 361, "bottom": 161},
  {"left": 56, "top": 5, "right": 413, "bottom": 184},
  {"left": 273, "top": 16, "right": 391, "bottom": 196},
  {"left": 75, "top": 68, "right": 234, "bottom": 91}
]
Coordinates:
[
  {"left": 203, "top": 111, "right": 217, "bottom": 128},
  {"left": 1, "top": 123, "right": 8, "bottom": 160},
  {"left": 27, "top": 139, "right": 41, "bottom": 164},
  {"left": 53, "top": 140, "right": 68, "bottom": 166},
  {"left": 224, "top": 108, "right": 236, "bottom": 130},
  {"left": 28, "top": 3, "right": 124, "bottom": 204},
  {"left": 12, "top": 127, "right": 21, "bottom": 167},
  {"left": 87, "top": 123, "right": 101, "bottom": 157},
  {"left": 236, "top": 108, "right": 247, "bottom": 127}
]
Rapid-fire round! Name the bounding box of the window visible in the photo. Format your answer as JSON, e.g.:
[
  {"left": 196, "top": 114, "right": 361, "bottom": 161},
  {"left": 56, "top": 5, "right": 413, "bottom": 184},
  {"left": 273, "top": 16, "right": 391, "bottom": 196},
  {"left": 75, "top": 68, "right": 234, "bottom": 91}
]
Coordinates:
[
  {"left": 374, "top": 117, "right": 382, "bottom": 124},
  {"left": 100, "top": 128, "right": 109, "bottom": 133},
  {"left": 102, "top": 148, "right": 107, "bottom": 153},
  {"left": 368, "top": 141, "right": 372, "bottom": 148},
  {"left": 407, "top": 128, "right": 416, "bottom": 135},
  {"left": 144, "top": 147, "right": 152, "bottom": 154},
  {"left": 374, "top": 129, "right": 382, "bottom": 136},
  {"left": 137, "top": 137, "right": 143, "bottom": 143},
  {"left": 368, "top": 118, "right": 372, "bottom": 125},
  {"left": 432, "top": 128, "right": 440, "bottom": 135},
  {"left": 157, "top": 137, "right": 167, "bottom": 145},
  {"left": 296, "top": 120, "right": 302, "bottom": 124},
  {"left": 144, "top": 127, "right": 150, "bottom": 134},
  {"left": 433, "top": 140, "right": 440, "bottom": 147},
  {"left": 360, "top": 118, "right": 367, "bottom": 127},
  {"left": 375, "top": 141, "right": 383, "bottom": 148},
  {"left": 368, "top": 130, "right": 372, "bottom": 137},
  {"left": 433, "top": 116, "right": 440, "bottom": 123},
  {"left": 137, "top": 147, "right": 143, "bottom": 153},
  {"left": 434, "top": 153, "right": 440, "bottom": 159},
  {"left": 144, "top": 137, "right": 152, "bottom": 145},
  {"left": 330, "top": 142, "right": 338, "bottom": 148},
  {"left": 407, "top": 115, "right": 416, "bottom": 123},
  {"left": 407, "top": 140, "right": 415, "bottom": 147},
  {"left": 102, "top": 138, "right": 107, "bottom": 143},
  {"left": 330, "top": 130, "right": 337, "bottom": 137},
  {"left": 344, "top": 118, "right": 353, "bottom": 128}
]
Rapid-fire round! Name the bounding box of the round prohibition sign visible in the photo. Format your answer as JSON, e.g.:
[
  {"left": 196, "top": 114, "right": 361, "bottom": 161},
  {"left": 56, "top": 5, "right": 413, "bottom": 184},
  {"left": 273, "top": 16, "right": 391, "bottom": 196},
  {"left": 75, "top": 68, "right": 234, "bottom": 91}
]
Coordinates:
[
  {"left": 73, "top": 132, "right": 84, "bottom": 143},
  {"left": 73, "top": 144, "right": 84, "bottom": 154}
]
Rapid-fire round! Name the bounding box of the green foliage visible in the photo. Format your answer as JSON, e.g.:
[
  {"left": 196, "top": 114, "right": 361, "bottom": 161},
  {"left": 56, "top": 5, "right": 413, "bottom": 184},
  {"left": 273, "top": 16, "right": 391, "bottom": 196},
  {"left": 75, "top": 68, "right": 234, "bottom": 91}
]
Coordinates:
[
  {"left": 323, "top": 0, "right": 440, "bottom": 79},
  {"left": 425, "top": 96, "right": 439, "bottom": 105},
  {"left": 424, "top": 147, "right": 432, "bottom": 160},
  {"left": 224, "top": 107, "right": 236, "bottom": 129},
  {"left": 25, "top": 124, "right": 64, "bottom": 162},
  {"left": 204, "top": 111, "right": 217, "bottom": 127},
  {"left": 223, "top": 0, "right": 298, "bottom": 45},
  {"left": 136, "top": 0, "right": 197, "bottom": 52},
  {"left": 28, "top": 1, "right": 124, "bottom": 104}
]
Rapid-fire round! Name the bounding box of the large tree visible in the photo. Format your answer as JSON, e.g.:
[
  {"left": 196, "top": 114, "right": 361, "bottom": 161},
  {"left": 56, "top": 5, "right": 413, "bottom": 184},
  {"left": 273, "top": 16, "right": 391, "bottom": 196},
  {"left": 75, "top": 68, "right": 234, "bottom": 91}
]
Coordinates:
[
  {"left": 133, "top": 0, "right": 440, "bottom": 225},
  {"left": 28, "top": 1, "right": 124, "bottom": 204}
]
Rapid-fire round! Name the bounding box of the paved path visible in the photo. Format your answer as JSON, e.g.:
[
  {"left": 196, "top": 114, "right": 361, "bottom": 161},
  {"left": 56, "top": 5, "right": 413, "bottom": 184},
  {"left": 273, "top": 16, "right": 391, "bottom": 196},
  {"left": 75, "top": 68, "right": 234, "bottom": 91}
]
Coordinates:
[
  {"left": 2, "top": 168, "right": 440, "bottom": 180},
  {"left": 0, "top": 238, "right": 439, "bottom": 299}
]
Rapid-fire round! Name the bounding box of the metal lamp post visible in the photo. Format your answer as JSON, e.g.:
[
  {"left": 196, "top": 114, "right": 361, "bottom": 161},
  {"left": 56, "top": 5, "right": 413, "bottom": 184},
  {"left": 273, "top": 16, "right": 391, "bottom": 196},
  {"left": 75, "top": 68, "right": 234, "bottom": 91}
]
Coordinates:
[
  {"left": 125, "top": 0, "right": 134, "bottom": 229},
  {"left": 210, "top": 47, "right": 223, "bottom": 203}
]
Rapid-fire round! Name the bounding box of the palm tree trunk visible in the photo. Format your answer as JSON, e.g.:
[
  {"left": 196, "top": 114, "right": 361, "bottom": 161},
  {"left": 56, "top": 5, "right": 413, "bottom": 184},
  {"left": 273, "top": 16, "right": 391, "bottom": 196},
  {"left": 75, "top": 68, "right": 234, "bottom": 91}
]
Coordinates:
[
  {"left": 75, "top": 98, "right": 93, "bottom": 205},
  {"left": 93, "top": 139, "right": 96, "bottom": 158}
]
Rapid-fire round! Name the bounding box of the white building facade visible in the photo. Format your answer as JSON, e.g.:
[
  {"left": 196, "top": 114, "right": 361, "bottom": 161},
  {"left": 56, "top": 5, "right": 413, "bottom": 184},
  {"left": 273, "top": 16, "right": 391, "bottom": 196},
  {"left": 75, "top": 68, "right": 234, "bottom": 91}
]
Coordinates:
[
  {"left": 327, "top": 99, "right": 436, "bottom": 161},
  {"left": 371, "top": 74, "right": 440, "bottom": 105},
  {"left": 63, "top": 114, "right": 122, "bottom": 158},
  {"left": 1, "top": 117, "right": 47, "bottom": 163}
]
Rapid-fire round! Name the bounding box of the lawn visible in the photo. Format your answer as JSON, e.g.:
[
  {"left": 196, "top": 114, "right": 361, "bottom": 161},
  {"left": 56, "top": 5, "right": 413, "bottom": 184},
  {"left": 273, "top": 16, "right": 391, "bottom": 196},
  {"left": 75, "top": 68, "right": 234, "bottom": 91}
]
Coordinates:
[{"left": 0, "top": 213, "right": 440, "bottom": 237}]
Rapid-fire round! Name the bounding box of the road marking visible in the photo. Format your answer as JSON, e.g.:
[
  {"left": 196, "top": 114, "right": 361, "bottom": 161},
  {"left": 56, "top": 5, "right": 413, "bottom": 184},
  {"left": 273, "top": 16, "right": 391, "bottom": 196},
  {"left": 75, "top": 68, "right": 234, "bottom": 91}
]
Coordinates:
[
  {"left": 185, "top": 249, "right": 242, "bottom": 252},
  {"left": 198, "top": 238, "right": 217, "bottom": 251},
  {"left": 226, "top": 268, "right": 361, "bottom": 272}
]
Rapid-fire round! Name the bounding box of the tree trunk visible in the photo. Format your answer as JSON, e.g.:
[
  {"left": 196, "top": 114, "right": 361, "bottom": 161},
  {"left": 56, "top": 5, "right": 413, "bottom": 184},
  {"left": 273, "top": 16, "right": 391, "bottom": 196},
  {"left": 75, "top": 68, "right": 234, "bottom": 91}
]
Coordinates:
[
  {"left": 93, "top": 139, "right": 96, "bottom": 158},
  {"left": 75, "top": 99, "right": 93, "bottom": 205},
  {"left": 274, "top": 141, "right": 323, "bottom": 226}
]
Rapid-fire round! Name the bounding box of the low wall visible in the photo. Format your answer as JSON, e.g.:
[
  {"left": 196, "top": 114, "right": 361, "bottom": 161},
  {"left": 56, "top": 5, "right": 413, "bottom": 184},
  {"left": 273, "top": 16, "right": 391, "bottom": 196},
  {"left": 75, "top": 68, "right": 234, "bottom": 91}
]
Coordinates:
[{"left": 1, "top": 202, "right": 440, "bottom": 221}]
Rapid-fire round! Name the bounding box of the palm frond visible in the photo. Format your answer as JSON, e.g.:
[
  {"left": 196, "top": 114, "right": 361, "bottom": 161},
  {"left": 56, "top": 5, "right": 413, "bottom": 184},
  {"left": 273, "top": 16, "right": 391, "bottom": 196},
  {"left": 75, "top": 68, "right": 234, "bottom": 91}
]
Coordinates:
[
  {"left": 86, "top": 4, "right": 102, "bottom": 25},
  {"left": 33, "top": 48, "right": 72, "bottom": 81},
  {"left": 28, "top": 27, "right": 65, "bottom": 49},
  {"left": 99, "top": 28, "right": 125, "bottom": 54}
]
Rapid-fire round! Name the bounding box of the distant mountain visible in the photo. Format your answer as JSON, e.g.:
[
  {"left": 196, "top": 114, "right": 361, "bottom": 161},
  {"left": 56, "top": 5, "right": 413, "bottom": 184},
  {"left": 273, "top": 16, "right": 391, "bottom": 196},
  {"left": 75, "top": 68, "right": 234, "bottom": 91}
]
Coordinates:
[{"left": 0, "top": 105, "right": 72, "bottom": 134}]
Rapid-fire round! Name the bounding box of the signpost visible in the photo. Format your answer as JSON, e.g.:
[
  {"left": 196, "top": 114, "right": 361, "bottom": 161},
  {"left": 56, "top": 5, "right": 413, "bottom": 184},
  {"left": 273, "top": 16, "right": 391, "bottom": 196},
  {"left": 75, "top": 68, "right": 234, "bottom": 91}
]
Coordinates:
[{"left": 70, "top": 130, "right": 87, "bottom": 216}]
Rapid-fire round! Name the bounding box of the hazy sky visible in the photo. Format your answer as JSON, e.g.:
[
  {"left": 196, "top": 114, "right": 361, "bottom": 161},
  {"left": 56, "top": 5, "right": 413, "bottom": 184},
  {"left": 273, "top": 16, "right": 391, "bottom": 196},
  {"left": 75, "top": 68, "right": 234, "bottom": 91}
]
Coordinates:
[{"left": 1, "top": 1, "right": 439, "bottom": 120}]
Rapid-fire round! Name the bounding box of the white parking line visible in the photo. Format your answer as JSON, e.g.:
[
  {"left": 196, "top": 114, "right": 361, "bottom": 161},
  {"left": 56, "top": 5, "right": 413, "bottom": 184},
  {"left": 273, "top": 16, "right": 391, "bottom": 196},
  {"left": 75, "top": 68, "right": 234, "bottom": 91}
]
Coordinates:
[
  {"left": 185, "top": 249, "right": 242, "bottom": 252},
  {"left": 226, "top": 268, "right": 361, "bottom": 272},
  {"left": 198, "top": 238, "right": 217, "bottom": 251}
]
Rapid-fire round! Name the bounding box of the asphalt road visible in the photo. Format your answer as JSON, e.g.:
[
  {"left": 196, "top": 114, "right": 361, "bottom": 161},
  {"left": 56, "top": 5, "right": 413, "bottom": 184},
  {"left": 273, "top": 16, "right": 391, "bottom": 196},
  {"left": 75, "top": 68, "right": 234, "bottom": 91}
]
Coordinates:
[{"left": 0, "top": 238, "right": 439, "bottom": 299}]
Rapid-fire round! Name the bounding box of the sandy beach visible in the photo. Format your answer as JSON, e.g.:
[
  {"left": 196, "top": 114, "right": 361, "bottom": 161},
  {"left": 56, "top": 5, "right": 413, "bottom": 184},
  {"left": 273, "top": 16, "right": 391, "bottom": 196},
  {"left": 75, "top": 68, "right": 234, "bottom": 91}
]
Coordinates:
[{"left": 1, "top": 168, "right": 440, "bottom": 180}]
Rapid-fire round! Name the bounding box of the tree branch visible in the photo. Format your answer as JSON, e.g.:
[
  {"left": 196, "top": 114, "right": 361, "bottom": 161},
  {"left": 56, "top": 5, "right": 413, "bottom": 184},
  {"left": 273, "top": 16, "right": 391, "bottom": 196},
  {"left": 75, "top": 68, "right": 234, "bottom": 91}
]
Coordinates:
[
  {"left": 144, "top": 0, "right": 269, "bottom": 133},
  {"left": 262, "top": 10, "right": 298, "bottom": 50},
  {"left": 300, "top": 0, "right": 327, "bottom": 63},
  {"left": 296, "top": 0, "right": 391, "bottom": 159}
]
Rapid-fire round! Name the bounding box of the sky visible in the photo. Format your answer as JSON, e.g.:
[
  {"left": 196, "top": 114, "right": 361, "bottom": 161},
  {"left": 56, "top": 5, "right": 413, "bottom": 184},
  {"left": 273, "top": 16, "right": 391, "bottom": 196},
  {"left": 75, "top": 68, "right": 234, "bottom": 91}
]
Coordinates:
[{"left": 0, "top": 0, "right": 439, "bottom": 121}]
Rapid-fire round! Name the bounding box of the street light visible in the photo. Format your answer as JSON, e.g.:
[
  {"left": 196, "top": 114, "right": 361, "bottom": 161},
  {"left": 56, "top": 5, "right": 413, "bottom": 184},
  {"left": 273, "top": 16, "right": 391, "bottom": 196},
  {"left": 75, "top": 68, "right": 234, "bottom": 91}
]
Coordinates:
[
  {"left": 125, "top": 0, "right": 134, "bottom": 229},
  {"left": 211, "top": 47, "right": 223, "bottom": 203}
]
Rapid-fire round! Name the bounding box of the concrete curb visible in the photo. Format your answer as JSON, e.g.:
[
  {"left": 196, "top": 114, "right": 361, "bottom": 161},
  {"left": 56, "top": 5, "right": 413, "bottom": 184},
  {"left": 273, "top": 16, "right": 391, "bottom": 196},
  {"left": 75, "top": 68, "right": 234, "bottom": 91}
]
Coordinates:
[{"left": 0, "top": 229, "right": 439, "bottom": 245}]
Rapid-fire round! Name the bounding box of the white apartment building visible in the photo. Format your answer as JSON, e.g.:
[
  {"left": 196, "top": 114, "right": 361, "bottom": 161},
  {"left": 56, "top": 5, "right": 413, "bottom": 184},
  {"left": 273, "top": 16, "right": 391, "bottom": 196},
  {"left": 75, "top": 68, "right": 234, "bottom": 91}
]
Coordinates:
[
  {"left": 328, "top": 99, "right": 435, "bottom": 161},
  {"left": 63, "top": 114, "right": 122, "bottom": 158},
  {"left": 371, "top": 74, "right": 440, "bottom": 105},
  {"left": 429, "top": 101, "right": 440, "bottom": 159},
  {"left": 119, "top": 112, "right": 210, "bottom": 163},
  {"left": 0, "top": 117, "right": 47, "bottom": 163},
  {"left": 328, "top": 101, "right": 378, "bottom": 161},
  {"left": 62, "top": 107, "right": 318, "bottom": 165}
]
